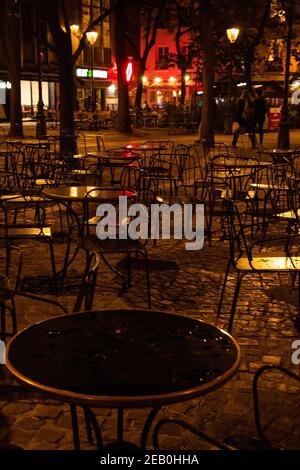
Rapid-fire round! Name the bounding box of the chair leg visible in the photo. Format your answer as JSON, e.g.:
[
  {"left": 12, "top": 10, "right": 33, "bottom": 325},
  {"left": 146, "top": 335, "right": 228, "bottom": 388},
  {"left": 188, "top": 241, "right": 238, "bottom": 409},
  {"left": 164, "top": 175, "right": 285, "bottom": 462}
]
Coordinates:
[
  {"left": 0, "top": 302, "right": 6, "bottom": 342},
  {"left": 70, "top": 404, "right": 81, "bottom": 450},
  {"left": 298, "top": 271, "right": 300, "bottom": 313},
  {"left": 143, "top": 250, "right": 151, "bottom": 309},
  {"left": 48, "top": 239, "right": 57, "bottom": 293},
  {"left": 60, "top": 236, "right": 71, "bottom": 287},
  {"left": 83, "top": 407, "right": 93, "bottom": 445},
  {"left": 73, "top": 256, "right": 90, "bottom": 312},
  {"left": 10, "top": 298, "right": 17, "bottom": 335},
  {"left": 217, "top": 260, "right": 231, "bottom": 316},
  {"left": 126, "top": 252, "right": 132, "bottom": 287},
  {"left": 228, "top": 273, "right": 243, "bottom": 333}
]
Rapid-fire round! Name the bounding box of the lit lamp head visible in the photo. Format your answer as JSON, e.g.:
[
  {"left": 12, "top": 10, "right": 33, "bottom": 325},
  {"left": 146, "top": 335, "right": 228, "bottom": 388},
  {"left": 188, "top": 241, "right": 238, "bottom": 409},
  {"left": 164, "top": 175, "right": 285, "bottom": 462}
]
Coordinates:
[
  {"left": 86, "top": 30, "right": 98, "bottom": 45},
  {"left": 70, "top": 24, "right": 80, "bottom": 35},
  {"left": 226, "top": 28, "right": 239, "bottom": 43}
]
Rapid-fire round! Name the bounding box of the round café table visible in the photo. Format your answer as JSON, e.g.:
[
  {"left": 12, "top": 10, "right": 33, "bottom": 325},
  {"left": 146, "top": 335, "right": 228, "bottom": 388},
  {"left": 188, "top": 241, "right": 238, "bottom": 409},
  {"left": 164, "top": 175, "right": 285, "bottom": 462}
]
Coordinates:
[
  {"left": 87, "top": 151, "right": 142, "bottom": 185},
  {"left": 123, "top": 143, "right": 168, "bottom": 151},
  {"left": 41, "top": 187, "right": 136, "bottom": 286},
  {"left": 87, "top": 150, "right": 142, "bottom": 161},
  {"left": 6, "top": 309, "right": 240, "bottom": 450},
  {"left": 259, "top": 148, "right": 295, "bottom": 164},
  {"left": 42, "top": 185, "right": 136, "bottom": 202}
]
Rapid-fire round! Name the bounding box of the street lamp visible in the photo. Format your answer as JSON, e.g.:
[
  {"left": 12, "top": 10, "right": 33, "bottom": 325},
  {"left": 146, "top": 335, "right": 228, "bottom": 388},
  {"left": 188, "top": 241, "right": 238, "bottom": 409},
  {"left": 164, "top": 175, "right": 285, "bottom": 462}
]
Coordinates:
[
  {"left": 224, "top": 27, "right": 240, "bottom": 134},
  {"left": 86, "top": 30, "right": 98, "bottom": 112},
  {"left": 70, "top": 24, "right": 80, "bottom": 36},
  {"left": 277, "top": 3, "right": 293, "bottom": 149},
  {"left": 35, "top": 0, "right": 46, "bottom": 139}
]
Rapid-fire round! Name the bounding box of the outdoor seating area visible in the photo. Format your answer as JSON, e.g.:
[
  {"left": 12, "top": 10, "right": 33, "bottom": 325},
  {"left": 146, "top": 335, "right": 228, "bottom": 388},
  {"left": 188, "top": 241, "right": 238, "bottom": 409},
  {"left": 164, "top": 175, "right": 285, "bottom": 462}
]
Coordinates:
[
  {"left": 2, "top": 0, "right": 300, "bottom": 458},
  {"left": 0, "top": 126, "right": 300, "bottom": 452}
]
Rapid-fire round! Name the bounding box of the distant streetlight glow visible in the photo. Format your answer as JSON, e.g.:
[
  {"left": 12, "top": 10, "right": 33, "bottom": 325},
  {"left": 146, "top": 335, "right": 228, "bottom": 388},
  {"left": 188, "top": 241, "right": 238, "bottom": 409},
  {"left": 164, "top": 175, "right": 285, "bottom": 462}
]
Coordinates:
[
  {"left": 70, "top": 24, "right": 79, "bottom": 35},
  {"left": 86, "top": 30, "right": 98, "bottom": 45},
  {"left": 86, "top": 30, "right": 99, "bottom": 111},
  {"left": 226, "top": 28, "right": 239, "bottom": 43},
  {"left": 108, "top": 84, "right": 116, "bottom": 94},
  {"left": 224, "top": 27, "right": 240, "bottom": 134}
]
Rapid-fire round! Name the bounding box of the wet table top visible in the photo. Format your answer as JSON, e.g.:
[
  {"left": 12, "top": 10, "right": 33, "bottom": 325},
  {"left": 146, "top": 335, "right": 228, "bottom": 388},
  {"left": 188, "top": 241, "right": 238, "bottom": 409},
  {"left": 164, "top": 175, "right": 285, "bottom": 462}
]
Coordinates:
[
  {"left": 123, "top": 144, "right": 168, "bottom": 151},
  {"left": 6, "top": 309, "right": 240, "bottom": 408},
  {"left": 42, "top": 186, "right": 136, "bottom": 202},
  {"left": 87, "top": 150, "right": 142, "bottom": 160}
]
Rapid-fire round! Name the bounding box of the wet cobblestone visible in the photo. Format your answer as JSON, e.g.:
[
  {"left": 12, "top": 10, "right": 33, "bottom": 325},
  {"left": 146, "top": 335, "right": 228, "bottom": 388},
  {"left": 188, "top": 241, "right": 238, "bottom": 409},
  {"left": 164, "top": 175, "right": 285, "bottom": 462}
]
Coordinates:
[{"left": 0, "top": 128, "right": 300, "bottom": 450}]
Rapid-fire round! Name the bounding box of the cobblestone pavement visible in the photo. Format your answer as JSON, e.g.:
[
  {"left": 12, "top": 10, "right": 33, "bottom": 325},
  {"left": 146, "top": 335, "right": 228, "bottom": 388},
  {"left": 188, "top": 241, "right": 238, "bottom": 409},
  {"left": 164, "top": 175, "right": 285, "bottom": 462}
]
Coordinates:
[{"left": 1, "top": 126, "right": 300, "bottom": 450}]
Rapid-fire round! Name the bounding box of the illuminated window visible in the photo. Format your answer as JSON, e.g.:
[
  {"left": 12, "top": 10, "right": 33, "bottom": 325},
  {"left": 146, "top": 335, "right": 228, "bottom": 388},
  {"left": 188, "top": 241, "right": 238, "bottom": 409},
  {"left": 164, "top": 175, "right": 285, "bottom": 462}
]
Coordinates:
[
  {"left": 270, "top": 1, "right": 286, "bottom": 22},
  {"left": 156, "top": 47, "right": 169, "bottom": 70},
  {"left": 265, "top": 39, "right": 284, "bottom": 72}
]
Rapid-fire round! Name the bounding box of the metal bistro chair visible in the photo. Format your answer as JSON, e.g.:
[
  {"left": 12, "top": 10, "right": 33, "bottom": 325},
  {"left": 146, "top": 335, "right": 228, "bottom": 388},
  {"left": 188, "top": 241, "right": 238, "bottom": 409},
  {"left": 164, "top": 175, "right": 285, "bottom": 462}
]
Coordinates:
[
  {"left": 0, "top": 253, "right": 101, "bottom": 450},
  {"left": 252, "top": 365, "right": 300, "bottom": 450},
  {"left": 63, "top": 186, "right": 152, "bottom": 309},
  {"left": 217, "top": 197, "right": 300, "bottom": 333},
  {"left": 0, "top": 246, "right": 22, "bottom": 342},
  {"left": 226, "top": 365, "right": 300, "bottom": 450},
  {"left": 0, "top": 251, "right": 100, "bottom": 343},
  {"left": 152, "top": 365, "right": 300, "bottom": 451}
]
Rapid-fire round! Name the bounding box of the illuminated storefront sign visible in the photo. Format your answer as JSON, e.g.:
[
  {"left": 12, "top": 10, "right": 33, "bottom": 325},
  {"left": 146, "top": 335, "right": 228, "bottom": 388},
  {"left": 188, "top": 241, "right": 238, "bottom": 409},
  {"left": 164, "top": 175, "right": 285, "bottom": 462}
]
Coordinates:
[{"left": 76, "top": 68, "right": 108, "bottom": 79}]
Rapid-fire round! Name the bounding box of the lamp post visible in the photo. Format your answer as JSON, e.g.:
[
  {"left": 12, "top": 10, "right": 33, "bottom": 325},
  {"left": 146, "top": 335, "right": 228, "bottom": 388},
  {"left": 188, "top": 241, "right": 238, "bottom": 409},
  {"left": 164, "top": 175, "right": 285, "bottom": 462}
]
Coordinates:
[
  {"left": 277, "top": 2, "right": 294, "bottom": 149},
  {"left": 224, "top": 27, "right": 239, "bottom": 134},
  {"left": 86, "top": 30, "right": 98, "bottom": 112},
  {"left": 35, "top": 0, "right": 46, "bottom": 139}
]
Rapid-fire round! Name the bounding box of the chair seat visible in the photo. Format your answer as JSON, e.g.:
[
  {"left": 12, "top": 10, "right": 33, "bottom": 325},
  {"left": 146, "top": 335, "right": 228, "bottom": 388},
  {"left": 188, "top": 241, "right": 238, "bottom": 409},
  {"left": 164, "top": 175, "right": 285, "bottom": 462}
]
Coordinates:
[
  {"left": 0, "top": 225, "right": 52, "bottom": 238},
  {"left": 0, "top": 194, "right": 46, "bottom": 203},
  {"left": 236, "top": 254, "right": 300, "bottom": 271},
  {"left": 275, "top": 209, "right": 300, "bottom": 220},
  {"left": 35, "top": 178, "right": 57, "bottom": 186},
  {"left": 88, "top": 216, "right": 131, "bottom": 226},
  {"left": 156, "top": 194, "right": 191, "bottom": 205},
  {"left": 81, "top": 234, "right": 145, "bottom": 253},
  {"left": 213, "top": 188, "right": 256, "bottom": 201}
]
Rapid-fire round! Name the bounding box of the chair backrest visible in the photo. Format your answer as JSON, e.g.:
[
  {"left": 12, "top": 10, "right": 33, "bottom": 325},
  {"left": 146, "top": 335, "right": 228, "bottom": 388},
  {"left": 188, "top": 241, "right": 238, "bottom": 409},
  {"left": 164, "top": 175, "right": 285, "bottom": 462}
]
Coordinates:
[
  {"left": 251, "top": 163, "right": 291, "bottom": 216},
  {"left": 75, "top": 131, "right": 87, "bottom": 154},
  {"left": 72, "top": 252, "right": 100, "bottom": 312},
  {"left": 96, "top": 135, "right": 106, "bottom": 152},
  {"left": 23, "top": 143, "right": 51, "bottom": 178},
  {"left": 253, "top": 365, "right": 300, "bottom": 449},
  {"left": 223, "top": 198, "right": 253, "bottom": 265},
  {"left": 141, "top": 140, "right": 174, "bottom": 168},
  {"left": 120, "top": 165, "right": 155, "bottom": 207},
  {"left": 174, "top": 144, "right": 205, "bottom": 191}
]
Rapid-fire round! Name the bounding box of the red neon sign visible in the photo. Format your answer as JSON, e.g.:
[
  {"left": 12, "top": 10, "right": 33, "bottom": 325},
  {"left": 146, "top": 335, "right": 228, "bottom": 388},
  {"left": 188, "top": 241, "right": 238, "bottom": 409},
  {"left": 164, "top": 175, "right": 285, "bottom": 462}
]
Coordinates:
[{"left": 125, "top": 60, "right": 133, "bottom": 83}]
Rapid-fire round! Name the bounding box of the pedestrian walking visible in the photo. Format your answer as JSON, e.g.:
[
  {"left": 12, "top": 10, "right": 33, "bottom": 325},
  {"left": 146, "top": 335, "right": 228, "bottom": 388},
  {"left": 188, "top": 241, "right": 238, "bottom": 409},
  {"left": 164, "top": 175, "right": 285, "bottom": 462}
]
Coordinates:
[
  {"left": 254, "top": 88, "right": 267, "bottom": 147},
  {"left": 232, "top": 90, "right": 256, "bottom": 148}
]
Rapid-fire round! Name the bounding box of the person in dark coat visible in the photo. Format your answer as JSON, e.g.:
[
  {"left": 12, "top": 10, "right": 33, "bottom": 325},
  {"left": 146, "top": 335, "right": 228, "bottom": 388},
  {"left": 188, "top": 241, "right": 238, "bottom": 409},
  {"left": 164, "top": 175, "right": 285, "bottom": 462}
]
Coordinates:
[
  {"left": 254, "top": 88, "right": 267, "bottom": 146},
  {"left": 232, "top": 90, "right": 256, "bottom": 148}
]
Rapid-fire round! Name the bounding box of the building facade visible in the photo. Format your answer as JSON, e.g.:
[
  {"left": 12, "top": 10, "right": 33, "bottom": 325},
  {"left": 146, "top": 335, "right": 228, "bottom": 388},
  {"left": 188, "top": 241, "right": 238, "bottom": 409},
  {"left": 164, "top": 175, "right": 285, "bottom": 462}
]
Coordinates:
[{"left": 0, "top": 0, "right": 115, "bottom": 121}]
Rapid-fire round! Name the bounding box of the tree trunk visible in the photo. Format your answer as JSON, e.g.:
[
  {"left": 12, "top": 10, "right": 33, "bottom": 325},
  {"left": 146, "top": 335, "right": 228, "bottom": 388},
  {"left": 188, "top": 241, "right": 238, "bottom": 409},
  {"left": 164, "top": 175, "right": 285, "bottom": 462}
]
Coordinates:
[
  {"left": 179, "top": 68, "right": 187, "bottom": 107},
  {"left": 9, "top": 65, "right": 23, "bottom": 137},
  {"left": 58, "top": 48, "right": 76, "bottom": 154},
  {"left": 134, "top": 61, "right": 146, "bottom": 109},
  {"left": 0, "top": 0, "right": 23, "bottom": 137},
  {"left": 114, "top": 2, "right": 132, "bottom": 133},
  {"left": 45, "top": 0, "right": 76, "bottom": 155},
  {"left": 244, "top": 52, "right": 253, "bottom": 91},
  {"left": 199, "top": 1, "right": 215, "bottom": 143}
]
